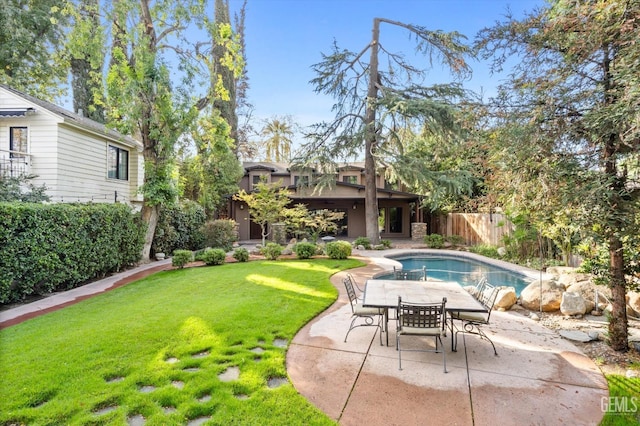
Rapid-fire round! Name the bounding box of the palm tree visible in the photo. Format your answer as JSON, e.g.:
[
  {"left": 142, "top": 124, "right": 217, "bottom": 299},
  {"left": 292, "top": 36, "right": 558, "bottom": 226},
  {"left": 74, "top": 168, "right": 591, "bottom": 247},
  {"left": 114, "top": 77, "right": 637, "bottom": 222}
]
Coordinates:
[{"left": 261, "top": 116, "right": 294, "bottom": 162}]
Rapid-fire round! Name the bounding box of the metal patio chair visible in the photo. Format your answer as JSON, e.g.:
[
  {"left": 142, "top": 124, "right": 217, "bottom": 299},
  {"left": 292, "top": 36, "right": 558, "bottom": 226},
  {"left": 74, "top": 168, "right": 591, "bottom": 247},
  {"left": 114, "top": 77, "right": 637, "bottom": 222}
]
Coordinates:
[
  {"left": 396, "top": 296, "right": 448, "bottom": 372},
  {"left": 393, "top": 266, "right": 427, "bottom": 281},
  {"left": 450, "top": 280, "right": 499, "bottom": 355},
  {"left": 343, "top": 277, "right": 384, "bottom": 345}
]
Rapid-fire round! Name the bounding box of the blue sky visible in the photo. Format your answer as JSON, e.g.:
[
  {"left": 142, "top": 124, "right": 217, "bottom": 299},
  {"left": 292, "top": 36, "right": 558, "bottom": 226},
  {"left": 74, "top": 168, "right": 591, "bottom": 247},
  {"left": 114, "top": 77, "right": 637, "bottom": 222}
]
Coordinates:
[{"left": 229, "top": 0, "right": 544, "bottom": 131}]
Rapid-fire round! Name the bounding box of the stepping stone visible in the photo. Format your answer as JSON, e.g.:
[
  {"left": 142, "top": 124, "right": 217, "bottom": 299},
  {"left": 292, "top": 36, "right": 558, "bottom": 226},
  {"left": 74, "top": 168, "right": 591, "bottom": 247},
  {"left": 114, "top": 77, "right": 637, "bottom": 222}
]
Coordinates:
[
  {"left": 250, "top": 347, "right": 264, "bottom": 354},
  {"left": 267, "top": 377, "right": 288, "bottom": 388},
  {"left": 183, "top": 367, "right": 200, "bottom": 373},
  {"left": 559, "top": 330, "right": 594, "bottom": 342},
  {"left": 273, "top": 338, "right": 288, "bottom": 348},
  {"left": 106, "top": 376, "right": 124, "bottom": 383},
  {"left": 162, "top": 406, "right": 177, "bottom": 414},
  {"left": 186, "top": 416, "right": 211, "bottom": 426},
  {"left": 192, "top": 351, "right": 209, "bottom": 359},
  {"left": 94, "top": 406, "right": 118, "bottom": 415},
  {"left": 172, "top": 380, "right": 184, "bottom": 389},
  {"left": 235, "top": 394, "right": 249, "bottom": 400},
  {"left": 166, "top": 357, "right": 179, "bottom": 364},
  {"left": 138, "top": 385, "right": 156, "bottom": 393},
  {"left": 218, "top": 366, "right": 240, "bottom": 382},
  {"left": 198, "top": 394, "right": 211, "bottom": 403},
  {"left": 127, "top": 414, "right": 145, "bottom": 426}
]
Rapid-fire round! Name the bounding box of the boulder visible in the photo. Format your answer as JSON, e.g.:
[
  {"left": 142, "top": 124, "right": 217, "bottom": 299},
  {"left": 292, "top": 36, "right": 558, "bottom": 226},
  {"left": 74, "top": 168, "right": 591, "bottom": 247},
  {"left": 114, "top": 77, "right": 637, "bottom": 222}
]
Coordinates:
[
  {"left": 557, "top": 272, "right": 592, "bottom": 288},
  {"left": 494, "top": 287, "right": 517, "bottom": 310},
  {"left": 566, "top": 281, "right": 608, "bottom": 304},
  {"left": 560, "top": 292, "right": 587, "bottom": 316},
  {"left": 520, "top": 279, "right": 564, "bottom": 312},
  {"left": 628, "top": 291, "right": 640, "bottom": 316},
  {"left": 546, "top": 266, "right": 578, "bottom": 276}
]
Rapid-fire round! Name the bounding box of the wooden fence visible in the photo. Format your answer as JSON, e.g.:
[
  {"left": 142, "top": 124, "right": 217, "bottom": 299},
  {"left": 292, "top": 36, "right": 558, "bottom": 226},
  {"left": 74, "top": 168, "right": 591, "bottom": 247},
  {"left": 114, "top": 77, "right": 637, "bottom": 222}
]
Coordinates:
[{"left": 433, "top": 213, "right": 513, "bottom": 246}]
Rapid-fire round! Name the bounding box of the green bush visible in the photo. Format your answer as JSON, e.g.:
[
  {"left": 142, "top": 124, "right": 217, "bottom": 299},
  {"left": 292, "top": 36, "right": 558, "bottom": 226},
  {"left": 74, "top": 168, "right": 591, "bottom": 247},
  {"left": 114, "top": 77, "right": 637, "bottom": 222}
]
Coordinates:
[
  {"left": 424, "top": 234, "right": 444, "bottom": 249},
  {"left": 261, "top": 243, "right": 283, "bottom": 260},
  {"left": 353, "top": 236, "right": 372, "bottom": 250},
  {"left": 469, "top": 244, "right": 500, "bottom": 258},
  {"left": 172, "top": 250, "right": 194, "bottom": 268},
  {"left": 293, "top": 242, "right": 317, "bottom": 259},
  {"left": 202, "top": 219, "right": 238, "bottom": 252},
  {"left": 325, "top": 241, "right": 352, "bottom": 259},
  {"left": 232, "top": 247, "right": 249, "bottom": 262},
  {"left": 152, "top": 200, "right": 206, "bottom": 255},
  {"left": 201, "top": 248, "right": 226, "bottom": 266},
  {"left": 379, "top": 239, "right": 392, "bottom": 249},
  {"left": 446, "top": 234, "right": 465, "bottom": 246},
  {"left": 0, "top": 202, "right": 144, "bottom": 303}
]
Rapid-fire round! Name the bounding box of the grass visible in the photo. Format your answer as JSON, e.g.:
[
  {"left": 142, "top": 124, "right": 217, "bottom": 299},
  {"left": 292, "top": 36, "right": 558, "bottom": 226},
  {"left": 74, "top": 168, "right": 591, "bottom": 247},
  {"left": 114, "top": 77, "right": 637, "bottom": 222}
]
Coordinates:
[
  {"left": 0, "top": 258, "right": 363, "bottom": 425},
  {"left": 599, "top": 373, "right": 640, "bottom": 425}
]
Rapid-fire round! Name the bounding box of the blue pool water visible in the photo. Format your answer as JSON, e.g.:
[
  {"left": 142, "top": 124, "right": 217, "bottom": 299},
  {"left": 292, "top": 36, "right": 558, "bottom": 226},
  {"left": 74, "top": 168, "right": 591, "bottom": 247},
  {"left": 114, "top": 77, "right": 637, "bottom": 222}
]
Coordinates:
[{"left": 385, "top": 256, "right": 532, "bottom": 295}]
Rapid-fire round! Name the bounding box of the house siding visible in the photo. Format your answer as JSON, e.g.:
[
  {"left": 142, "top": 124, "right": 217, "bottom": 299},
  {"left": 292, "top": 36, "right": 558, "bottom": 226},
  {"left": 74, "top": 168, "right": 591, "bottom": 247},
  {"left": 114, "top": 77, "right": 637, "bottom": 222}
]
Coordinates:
[{"left": 0, "top": 85, "right": 143, "bottom": 205}]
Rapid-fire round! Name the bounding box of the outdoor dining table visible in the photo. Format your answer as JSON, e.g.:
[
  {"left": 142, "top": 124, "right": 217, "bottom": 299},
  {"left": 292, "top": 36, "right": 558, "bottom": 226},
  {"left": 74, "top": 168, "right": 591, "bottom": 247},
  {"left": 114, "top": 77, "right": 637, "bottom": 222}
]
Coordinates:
[{"left": 362, "top": 279, "right": 488, "bottom": 347}]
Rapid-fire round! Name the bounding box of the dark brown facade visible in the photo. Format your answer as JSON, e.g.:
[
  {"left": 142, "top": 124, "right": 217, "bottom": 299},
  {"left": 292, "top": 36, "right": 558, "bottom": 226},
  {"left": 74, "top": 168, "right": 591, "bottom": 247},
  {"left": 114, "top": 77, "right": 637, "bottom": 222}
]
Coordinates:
[{"left": 230, "top": 162, "right": 422, "bottom": 241}]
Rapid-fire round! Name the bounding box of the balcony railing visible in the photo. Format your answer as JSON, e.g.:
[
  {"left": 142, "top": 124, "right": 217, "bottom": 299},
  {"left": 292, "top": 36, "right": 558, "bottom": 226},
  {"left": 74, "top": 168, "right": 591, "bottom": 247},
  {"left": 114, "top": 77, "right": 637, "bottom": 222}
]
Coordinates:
[{"left": 0, "top": 150, "right": 31, "bottom": 178}]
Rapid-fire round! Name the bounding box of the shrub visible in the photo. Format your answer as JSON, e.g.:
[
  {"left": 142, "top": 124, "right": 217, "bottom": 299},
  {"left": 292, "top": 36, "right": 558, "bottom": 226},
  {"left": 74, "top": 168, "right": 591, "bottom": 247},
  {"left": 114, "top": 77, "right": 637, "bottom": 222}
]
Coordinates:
[
  {"left": 202, "top": 219, "right": 238, "bottom": 252},
  {"left": 325, "top": 241, "right": 352, "bottom": 259},
  {"left": 152, "top": 201, "right": 206, "bottom": 255},
  {"left": 424, "top": 234, "right": 444, "bottom": 249},
  {"left": 293, "top": 242, "right": 317, "bottom": 259},
  {"left": 469, "top": 244, "right": 500, "bottom": 259},
  {"left": 446, "top": 234, "right": 465, "bottom": 246},
  {"left": 261, "top": 243, "right": 283, "bottom": 260},
  {"left": 232, "top": 247, "right": 249, "bottom": 262},
  {"left": 353, "top": 236, "right": 372, "bottom": 250},
  {"left": 379, "top": 239, "right": 392, "bottom": 249},
  {"left": 172, "top": 250, "right": 194, "bottom": 268},
  {"left": 201, "top": 248, "right": 226, "bottom": 266},
  {"left": 0, "top": 202, "right": 144, "bottom": 304}
]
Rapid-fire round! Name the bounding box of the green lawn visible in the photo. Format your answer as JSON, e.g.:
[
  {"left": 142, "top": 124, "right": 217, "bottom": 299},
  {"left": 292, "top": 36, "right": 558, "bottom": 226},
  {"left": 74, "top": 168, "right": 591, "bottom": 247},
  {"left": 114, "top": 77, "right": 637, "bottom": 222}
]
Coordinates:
[{"left": 0, "top": 258, "right": 363, "bottom": 425}]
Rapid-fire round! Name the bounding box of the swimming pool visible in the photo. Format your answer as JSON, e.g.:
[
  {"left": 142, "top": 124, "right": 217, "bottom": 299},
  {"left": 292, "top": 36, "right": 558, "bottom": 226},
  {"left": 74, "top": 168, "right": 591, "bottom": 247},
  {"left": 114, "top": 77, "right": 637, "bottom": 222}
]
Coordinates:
[{"left": 382, "top": 254, "right": 532, "bottom": 295}]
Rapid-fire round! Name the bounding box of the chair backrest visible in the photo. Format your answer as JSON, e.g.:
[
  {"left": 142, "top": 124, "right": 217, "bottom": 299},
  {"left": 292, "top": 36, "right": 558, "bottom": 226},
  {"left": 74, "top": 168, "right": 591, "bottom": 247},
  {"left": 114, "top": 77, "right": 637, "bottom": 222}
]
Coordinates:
[
  {"left": 393, "top": 267, "right": 426, "bottom": 281},
  {"left": 343, "top": 277, "right": 358, "bottom": 313},
  {"left": 346, "top": 273, "right": 364, "bottom": 292},
  {"left": 397, "top": 297, "right": 447, "bottom": 330},
  {"left": 476, "top": 282, "right": 499, "bottom": 322}
]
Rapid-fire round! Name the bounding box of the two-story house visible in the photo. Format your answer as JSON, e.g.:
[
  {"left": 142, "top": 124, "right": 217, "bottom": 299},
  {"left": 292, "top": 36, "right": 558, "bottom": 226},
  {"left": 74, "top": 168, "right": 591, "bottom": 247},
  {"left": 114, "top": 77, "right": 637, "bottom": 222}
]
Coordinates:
[
  {"left": 0, "top": 84, "right": 143, "bottom": 205},
  {"left": 232, "top": 161, "right": 423, "bottom": 240}
]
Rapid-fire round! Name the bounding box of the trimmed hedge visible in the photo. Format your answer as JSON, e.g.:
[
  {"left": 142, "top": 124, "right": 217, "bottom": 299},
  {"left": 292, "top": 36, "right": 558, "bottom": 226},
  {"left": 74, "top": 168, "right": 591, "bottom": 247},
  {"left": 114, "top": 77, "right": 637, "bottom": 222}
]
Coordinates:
[
  {"left": 0, "top": 202, "right": 144, "bottom": 304},
  {"left": 325, "top": 241, "right": 352, "bottom": 259},
  {"left": 152, "top": 200, "right": 206, "bottom": 255},
  {"left": 293, "top": 242, "right": 317, "bottom": 259}
]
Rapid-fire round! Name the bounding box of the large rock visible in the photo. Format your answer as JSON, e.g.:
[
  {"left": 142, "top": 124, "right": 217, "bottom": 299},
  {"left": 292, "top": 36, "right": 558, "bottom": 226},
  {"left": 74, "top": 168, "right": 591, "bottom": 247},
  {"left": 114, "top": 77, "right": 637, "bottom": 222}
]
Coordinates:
[
  {"left": 566, "top": 281, "right": 609, "bottom": 304},
  {"left": 494, "top": 287, "right": 517, "bottom": 310},
  {"left": 628, "top": 291, "right": 640, "bottom": 316},
  {"left": 520, "top": 279, "right": 565, "bottom": 312},
  {"left": 560, "top": 292, "right": 587, "bottom": 316}
]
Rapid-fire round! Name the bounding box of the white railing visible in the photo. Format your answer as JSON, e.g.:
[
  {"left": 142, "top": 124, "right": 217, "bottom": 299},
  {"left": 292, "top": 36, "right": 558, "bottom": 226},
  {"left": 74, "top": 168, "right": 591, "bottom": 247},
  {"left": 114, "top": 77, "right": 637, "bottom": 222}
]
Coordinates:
[{"left": 0, "top": 150, "right": 31, "bottom": 177}]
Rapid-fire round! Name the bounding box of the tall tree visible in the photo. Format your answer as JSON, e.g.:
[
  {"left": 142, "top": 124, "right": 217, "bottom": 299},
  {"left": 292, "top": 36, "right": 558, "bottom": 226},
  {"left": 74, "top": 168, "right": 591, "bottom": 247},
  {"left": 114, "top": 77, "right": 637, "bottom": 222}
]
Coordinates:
[
  {"left": 66, "top": 0, "right": 105, "bottom": 122},
  {"left": 477, "top": 0, "right": 640, "bottom": 350},
  {"left": 261, "top": 116, "right": 295, "bottom": 162},
  {"left": 0, "top": 0, "right": 69, "bottom": 99},
  {"left": 105, "top": 0, "right": 204, "bottom": 261},
  {"left": 299, "top": 18, "right": 471, "bottom": 244}
]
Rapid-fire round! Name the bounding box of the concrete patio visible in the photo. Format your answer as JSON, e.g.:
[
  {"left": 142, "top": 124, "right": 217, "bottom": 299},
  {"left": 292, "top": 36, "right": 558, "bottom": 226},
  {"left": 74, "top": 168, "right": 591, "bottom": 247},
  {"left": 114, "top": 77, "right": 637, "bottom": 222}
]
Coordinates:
[
  {"left": 287, "top": 261, "right": 609, "bottom": 426},
  {"left": 0, "top": 244, "right": 610, "bottom": 425}
]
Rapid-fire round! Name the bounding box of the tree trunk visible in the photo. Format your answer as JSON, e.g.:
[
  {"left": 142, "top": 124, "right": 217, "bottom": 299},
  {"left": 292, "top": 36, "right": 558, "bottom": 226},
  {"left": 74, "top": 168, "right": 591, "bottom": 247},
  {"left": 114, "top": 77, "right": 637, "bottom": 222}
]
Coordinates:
[
  {"left": 364, "top": 18, "right": 381, "bottom": 245},
  {"left": 608, "top": 235, "right": 629, "bottom": 351},
  {"left": 140, "top": 203, "right": 159, "bottom": 262}
]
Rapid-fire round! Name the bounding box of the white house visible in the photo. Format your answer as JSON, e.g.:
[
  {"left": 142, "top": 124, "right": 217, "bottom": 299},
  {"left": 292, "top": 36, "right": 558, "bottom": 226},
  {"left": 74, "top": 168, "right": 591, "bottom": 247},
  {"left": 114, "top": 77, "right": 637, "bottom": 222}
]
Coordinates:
[{"left": 0, "top": 84, "right": 144, "bottom": 205}]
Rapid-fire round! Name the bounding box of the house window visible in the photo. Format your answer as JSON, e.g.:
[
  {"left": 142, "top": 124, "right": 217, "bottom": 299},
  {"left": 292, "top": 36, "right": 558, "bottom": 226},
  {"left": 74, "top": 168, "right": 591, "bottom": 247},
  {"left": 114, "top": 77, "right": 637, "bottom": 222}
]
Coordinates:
[
  {"left": 389, "top": 207, "right": 403, "bottom": 233},
  {"left": 342, "top": 175, "right": 358, "bottom": 184},
  {"left": 9, "top": 127, "right": 28, "bottom": 157},
  {"left": 294, "top": 175, "right": 310, "bottom": 186},
  {"left": 108, "top": 145, "right": 129, "bottom": 180}
]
